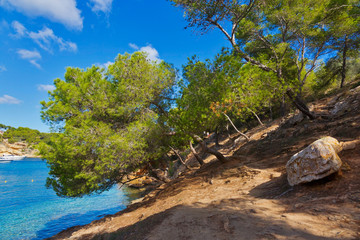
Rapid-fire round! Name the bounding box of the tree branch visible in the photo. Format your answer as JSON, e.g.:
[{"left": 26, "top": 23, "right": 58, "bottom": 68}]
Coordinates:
[
  {"left": 222, "top": 112, "right": 250, "bottom": 141},
  {"left": 169, "top": 145, "right": 191, "bottom": 170},
  {"left": 192, "top": 134, "right": 227, "bottom": 163}
]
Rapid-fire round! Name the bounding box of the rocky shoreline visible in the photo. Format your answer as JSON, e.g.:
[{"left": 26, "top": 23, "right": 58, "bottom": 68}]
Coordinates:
[{"left": 0, "top": 139, "right": 40, "bottom": 158}]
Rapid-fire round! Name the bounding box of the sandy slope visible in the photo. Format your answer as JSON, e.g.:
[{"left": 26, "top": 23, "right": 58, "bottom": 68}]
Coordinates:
[{"left": 49, "top": 86, "right": 360, "bottom": 240}]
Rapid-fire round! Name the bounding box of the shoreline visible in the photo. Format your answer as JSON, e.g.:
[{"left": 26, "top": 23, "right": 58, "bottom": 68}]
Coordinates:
[
  {"left": 0, "top": 160, "right": 139, "bottom": 240},
  {"left": 48, "top": 88, "right": 360, "bottom": 240}
]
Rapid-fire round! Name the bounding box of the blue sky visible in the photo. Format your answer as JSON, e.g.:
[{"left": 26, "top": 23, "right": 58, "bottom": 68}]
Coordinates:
[{"left": 0, "top": 0, "right": 229, "bottom": 132}]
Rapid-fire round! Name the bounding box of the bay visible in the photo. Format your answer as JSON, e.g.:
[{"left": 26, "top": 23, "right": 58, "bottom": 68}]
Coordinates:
[{"left": 0, "top": 158, "right": 139, "bottom": 240}]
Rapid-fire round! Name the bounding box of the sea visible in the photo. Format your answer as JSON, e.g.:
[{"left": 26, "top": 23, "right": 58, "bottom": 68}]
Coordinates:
[{"left": 0, "top": 158, "right": 140, "bottom": 240}]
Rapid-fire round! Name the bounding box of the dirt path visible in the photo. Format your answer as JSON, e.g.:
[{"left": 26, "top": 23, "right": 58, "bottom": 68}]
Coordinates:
[{"left": 49, "top": 87, "right": 360, "bottom": 240}]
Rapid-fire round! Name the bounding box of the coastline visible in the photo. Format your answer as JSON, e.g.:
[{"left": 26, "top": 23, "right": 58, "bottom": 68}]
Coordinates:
[
  {"left": 0, "top": 140, "right": 40, "bottom": 158},
  {"left": 48, "top": 88, "right": 360, "bottom": 240}
]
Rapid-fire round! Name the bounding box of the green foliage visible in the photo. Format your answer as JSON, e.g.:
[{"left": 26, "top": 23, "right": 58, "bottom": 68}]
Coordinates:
[
  {"left": 171, "top": 0, "right": 360, "bottom": 116},
  {"left": 0, "top": 123, "right": 11, "bottom": 130},
  {"left": 212, "top": 56, "right": 283, "bottom": 122},
  {"left": 2, "top": 127, "right": 41, "bottom": 144},
  {"left": 169, "top": 49, "right": 281, "bottom": 150},
  {"left": 320, "top": 0, "right": 360, "bottom": 88},
  {"left": 40, "top": 52, "right": 176, "bottom": 197},
  {"left": 168, "top": 54, "right": 231, "bottom": 148},
  {"left": 37, "top": 1, "right": 360, "bottom": 198},
  {"left": 313, "top": 57, "right": 360, "bottom": 94},
  {"left": 323, "top": 0, "right": 360, "bottom": 46},
  {"left": 0, "top": 123, "right": 55, "bottom": 147}
]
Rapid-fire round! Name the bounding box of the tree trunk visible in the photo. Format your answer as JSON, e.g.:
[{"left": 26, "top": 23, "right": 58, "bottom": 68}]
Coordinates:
[
  {"left": 169, "top": 146, "right": 190, "bottom": 170},
  {"left": 189, "top": 141, "right": 204, "bottom": 166},
  {"left": 193, "top": 135, "right": 227, "bottom": 163},
  {"left": 280, "top": 95, "right": 286, "bottom": 117},
  {"left": 153, "top": 168, "right": 170, "bottom": 183},
  {"left": 214, "top": 126, "right": 220, "bottom": 147},
  {"left": 341, "top": 35, "right": 348, "bottom": 88},
  {"left": 286, "top": 90, "right": 315, "bottom": 119},
  {"left": 226, "top": 123, "right": 231, "bottom": 139},
  {"left": 247, "top": 108, "right": 264, "bottom": 126},
  {"left": 223, "top": 112, "right": 250, "bottom": 141}
]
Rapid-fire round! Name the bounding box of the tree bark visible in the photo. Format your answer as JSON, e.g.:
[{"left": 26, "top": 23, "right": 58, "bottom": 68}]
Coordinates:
[
  {"left": 280, "top": 95, "right": 286, "bottom": 117},
  {"left": 169, "top": 146, "right": 190, "bottom": 170},
  {"left": 189, "top": 141, "right": 204, "bottom": 166},
  {"left": 223, "top": 112, "right": 250, "bottom": 141},
  {"left": 193, "top": 135, "right": 227, "bottom": 163},
  {"left": 226, "top": 123, "right": 231, "bottom": 139},
  {"left": 341, "top": 35, "right": 348, "bottom": 88},
  {"left": 286, "top": 90, "right": 315, "bottom": 119},
  {"left": 214, "top": 126, "right": 220, "bottom": 147}
]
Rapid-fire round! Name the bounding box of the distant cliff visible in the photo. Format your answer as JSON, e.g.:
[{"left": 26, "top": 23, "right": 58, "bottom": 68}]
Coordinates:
[{"left": 0, "top": 139, "right": 40, "bottom": 158}]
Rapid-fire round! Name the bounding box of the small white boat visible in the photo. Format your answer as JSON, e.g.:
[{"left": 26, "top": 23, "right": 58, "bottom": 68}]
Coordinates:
[{"left": 0, "top": 154, "right": 26, "bottom": 161}]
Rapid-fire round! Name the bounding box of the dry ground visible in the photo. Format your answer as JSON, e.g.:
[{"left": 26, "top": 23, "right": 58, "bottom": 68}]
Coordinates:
[{"left": 49, "top": 86, "right": 360, "bottom": 240}]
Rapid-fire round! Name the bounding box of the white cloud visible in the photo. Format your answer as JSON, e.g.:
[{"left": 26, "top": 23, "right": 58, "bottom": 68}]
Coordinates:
[
  {"left": 37, "top": 84, "right": 55, "bottom": 91},
  {"left": 129, "top": 44, "right": 161, "bottom": 62},
  {"left": 29, "top": 59, "right": 41, "bottom": 69},
  {"left": 0, "top": 95, "right": 21, "bottom": 104},
  {"left": 11, "top": 20, "right": 25, "bottom": 37},
  {"left": 89, "top": 0, "right": 113, "bottom": 14},
  {"left": 129, "top": 43, "right": 139, "bottom": 50},
  {"left": 28, "top": 27, "right": 77, "bottom": 52},
  {"left": 0, "top": 65, "right": 6, "bottom": 72},
  {"left": 17, "top": 49, "right": 41, "bottom": 59},
  {"left": 0, "top": 0, "right": 83, "bottom": 30},
  {"left": 11, "top": 22, "right": 77, "bottom": 53},
  {"left": 17, "top": 49, "right": 41, "bottom": 68},
  {"left": 98, "top": 61, "right": 113, "bottom": 69},
  {"left": 139, "top": 45, "right": 161, "bottom": 62}
]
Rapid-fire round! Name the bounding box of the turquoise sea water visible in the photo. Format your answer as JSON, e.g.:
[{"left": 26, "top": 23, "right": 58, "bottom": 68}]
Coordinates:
[{"left": 0, "top": 158, "right": 138, "bottom": 240}]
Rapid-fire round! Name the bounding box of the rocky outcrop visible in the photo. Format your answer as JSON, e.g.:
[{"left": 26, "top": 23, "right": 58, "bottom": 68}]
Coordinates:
[
  {"left": 286, "top": 136, "right": 343, "bottom": 186},
  {"left": 122, "top": 172, "right": 163, "bottom": 189},
  {"left": 329, "top": 85, "right": 360, "bottom": 116},
  {"left": 0, "top": 140, "right": 40, "bottom": 157},
  {"left": 127, "top": 176, "right": 160, "bottom": 188}
]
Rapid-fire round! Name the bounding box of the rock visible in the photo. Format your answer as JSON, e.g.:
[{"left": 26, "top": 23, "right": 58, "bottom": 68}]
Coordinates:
[
  {"left": 294, "top": 203, "right": 303, "bottom": 209},
  {"left": 127, "top": 176, "right": 148, "bottom": 188},
  {"left": 341, "top": 140, "right": 360, "bottom": 151},
  {"left": 131, "top": 197, "right": 144, "bottom": 204},
  {"left": 127, "top": 176, "right": 160, "bottom": 188},
  {"left": 330, "top": 100, "right": 351, "bottom": 116},
  {"left": 143, "top": 177, "right": 159, "bottom": 185},
  {"left": 286, "top": 136, "right": 343, "bottom": 186},
  {"left": 288, "top": 112, "right": 304, "bottom": 126},
  {"left": 0, "top": 140, "right": 40, "bottom": 157},
  {"left": 0, "top": 144, "right": 7, "bottom": 152}
]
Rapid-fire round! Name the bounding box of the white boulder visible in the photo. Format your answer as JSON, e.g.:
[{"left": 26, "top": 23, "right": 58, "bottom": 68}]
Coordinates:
[{"left": 286, "top": 136, "right": 342, "bottom": 186}]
